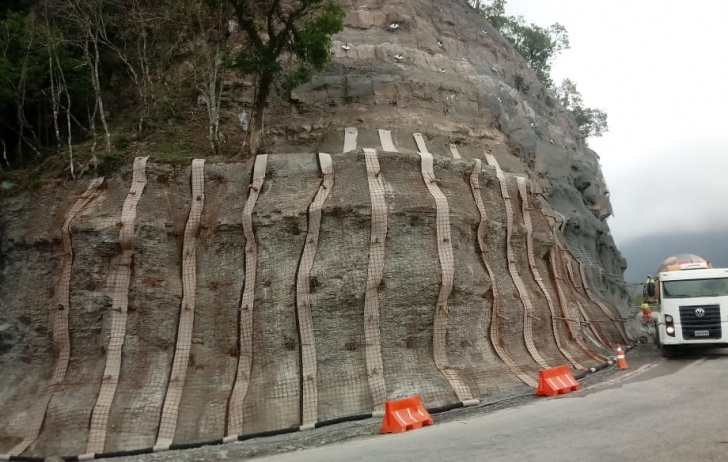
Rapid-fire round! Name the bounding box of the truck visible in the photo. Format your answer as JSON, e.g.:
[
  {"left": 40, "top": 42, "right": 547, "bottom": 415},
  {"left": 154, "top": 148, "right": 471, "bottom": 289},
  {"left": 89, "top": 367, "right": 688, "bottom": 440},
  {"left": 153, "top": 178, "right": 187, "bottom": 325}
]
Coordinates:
[{"left": 655, "top": 259, "right": 728, "bottom": 357}]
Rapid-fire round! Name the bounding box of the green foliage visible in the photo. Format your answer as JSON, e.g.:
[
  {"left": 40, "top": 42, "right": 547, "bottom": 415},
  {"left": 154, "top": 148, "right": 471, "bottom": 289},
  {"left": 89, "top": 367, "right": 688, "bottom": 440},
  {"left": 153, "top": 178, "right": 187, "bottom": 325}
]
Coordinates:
[
  {"left": 226, "top": 0, "right": 345, "bottom": 92},
  {"left": 1, "top": 0, "right": 36, "bottom": 18},
  {"left": 293, "top": 1, "right": 346, "bottom": 70},
  {"left": 572, "top": 106, "right": 608, "bottom": 138},
  {"left": 0, "top": 11, "right": 91, "bottom": 166},
  {"left": 282, "top": 66, "right": 312, "bottom": 93},
  {"left": 475, "top": 1, "right": 608, "bottom": 139},
  {"left": 476, "top": 1, "right": 568, "bottom": 88},
  {"left": 152, "top": 144, "right": 193, "bottom": 164},
  {"left": 479, "top": 0, "right": 508, "bottom": 29},
  {"left": 224, "top": 0, "right": 344, "bottom": 152},
  {"left": 555, "top": 79, "right": 609, "bottom": 138},
  {"left": 0, "top": 13, "right": 48, "bottom": 105}
]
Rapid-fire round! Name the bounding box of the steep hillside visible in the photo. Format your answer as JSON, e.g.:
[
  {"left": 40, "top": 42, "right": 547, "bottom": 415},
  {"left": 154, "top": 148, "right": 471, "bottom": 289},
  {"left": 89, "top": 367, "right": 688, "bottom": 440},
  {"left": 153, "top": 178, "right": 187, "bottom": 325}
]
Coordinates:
[{"left": 0, "top": 0, "right": 632, "bottom": 458}]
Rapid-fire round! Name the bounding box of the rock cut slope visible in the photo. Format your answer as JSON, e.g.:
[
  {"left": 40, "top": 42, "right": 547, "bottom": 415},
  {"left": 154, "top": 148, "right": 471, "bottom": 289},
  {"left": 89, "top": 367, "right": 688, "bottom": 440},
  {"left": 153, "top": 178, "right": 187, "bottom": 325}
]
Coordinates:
[
  {"left": 0, "top": 145, "right": 626, "bottom": 457},
  {"left": 0, "top": 0, "right": 632, "bottom": 458}
]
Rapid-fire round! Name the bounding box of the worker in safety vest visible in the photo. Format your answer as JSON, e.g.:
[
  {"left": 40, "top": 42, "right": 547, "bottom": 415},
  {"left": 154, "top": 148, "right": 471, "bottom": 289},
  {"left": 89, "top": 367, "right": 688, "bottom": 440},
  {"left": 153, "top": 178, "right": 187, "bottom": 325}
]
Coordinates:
[
  {"left": 641, "top": 302, "right": 652, "bottom": 322},
  {"left": 643, "top": 275, "right": 656, "bottom": 302}
]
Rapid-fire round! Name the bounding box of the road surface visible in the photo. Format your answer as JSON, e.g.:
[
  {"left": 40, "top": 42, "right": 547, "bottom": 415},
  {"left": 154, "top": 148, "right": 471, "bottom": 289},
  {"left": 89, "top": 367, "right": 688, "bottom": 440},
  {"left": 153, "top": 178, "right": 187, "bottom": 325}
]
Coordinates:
[{"left": 257, "top": 347, "right": 728, "bottom": 462}]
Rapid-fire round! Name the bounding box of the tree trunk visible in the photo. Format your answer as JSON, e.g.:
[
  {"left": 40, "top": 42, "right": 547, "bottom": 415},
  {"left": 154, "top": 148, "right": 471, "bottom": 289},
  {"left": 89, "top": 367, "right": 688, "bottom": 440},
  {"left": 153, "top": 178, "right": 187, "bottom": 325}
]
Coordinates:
[
  {"left": 48, "top": 45, "right": 63, "bottom": 152},
  {"left": 57, "top": 57, "right": 75, "bottom": 179},
  {"left": 1, "top": 140, "right": 8, "bottom": 169},
  {"left": 87, "top": 31, "right": 111, "bottom": 160},
  {"left": 249, "top": 75, "right": 271, "bottom": 155}
]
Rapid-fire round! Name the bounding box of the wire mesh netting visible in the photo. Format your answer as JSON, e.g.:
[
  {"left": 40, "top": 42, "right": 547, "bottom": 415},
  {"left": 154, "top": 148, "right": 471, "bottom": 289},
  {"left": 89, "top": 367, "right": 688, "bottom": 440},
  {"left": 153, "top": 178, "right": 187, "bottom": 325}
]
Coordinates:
[
  {"left": 0, "top": 138, "right": 626, "bottom": 458},
  {"left": 434, "top": 158, "right": 522, "bottom": 397},
  {"left": 173, "top": 162, "right": 248, "bottom": 444},
  {"left": 310, "top": 153, "right": 374, "bottom": 420},
  {"left": 0, "top": 182, "right": 88, "bottom": 453}
]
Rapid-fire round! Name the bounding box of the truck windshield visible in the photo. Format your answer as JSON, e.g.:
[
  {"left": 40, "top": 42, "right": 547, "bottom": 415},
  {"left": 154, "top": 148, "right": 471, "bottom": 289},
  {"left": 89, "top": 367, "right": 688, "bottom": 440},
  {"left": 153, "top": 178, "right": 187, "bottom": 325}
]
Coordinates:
[{"left": 662, "top": 278, "right": 728, "bottom": 298}]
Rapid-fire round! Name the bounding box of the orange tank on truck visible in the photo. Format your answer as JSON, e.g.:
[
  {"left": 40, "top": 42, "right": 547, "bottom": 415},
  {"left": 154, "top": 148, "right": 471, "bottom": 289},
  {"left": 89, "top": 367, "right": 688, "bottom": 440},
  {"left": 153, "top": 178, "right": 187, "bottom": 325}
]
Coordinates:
[
  {"left": 654, "top": 254, "right": 714, "bottom": 299},
  {"left": 654, "top": 254, "right": 728, "bottom": 358}
]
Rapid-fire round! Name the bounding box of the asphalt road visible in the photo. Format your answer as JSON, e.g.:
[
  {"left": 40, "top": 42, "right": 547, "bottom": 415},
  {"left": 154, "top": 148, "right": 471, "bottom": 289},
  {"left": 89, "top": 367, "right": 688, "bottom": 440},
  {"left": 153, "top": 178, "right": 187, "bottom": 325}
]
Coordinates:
[{"left": 258, "top": 346, "right": 728, "bottom": 462}]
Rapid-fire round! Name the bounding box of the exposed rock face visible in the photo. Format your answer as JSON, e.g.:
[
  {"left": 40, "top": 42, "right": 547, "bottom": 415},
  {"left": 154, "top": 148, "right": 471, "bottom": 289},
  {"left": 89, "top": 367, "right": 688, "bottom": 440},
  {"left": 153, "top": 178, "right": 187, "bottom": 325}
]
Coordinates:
[
  {"left": 268, "top": 0, "right": 629, "bottom": 307},
  {"left": 0, "top": 0, "right": 632, "bottom": 458}
]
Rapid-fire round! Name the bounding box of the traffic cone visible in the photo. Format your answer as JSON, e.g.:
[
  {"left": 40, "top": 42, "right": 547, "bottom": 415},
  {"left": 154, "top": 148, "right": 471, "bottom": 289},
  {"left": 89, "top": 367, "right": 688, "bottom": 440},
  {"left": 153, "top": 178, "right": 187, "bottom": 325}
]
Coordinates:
[{"left": 616, "top": 344, "right": 628, "bottom": 369}]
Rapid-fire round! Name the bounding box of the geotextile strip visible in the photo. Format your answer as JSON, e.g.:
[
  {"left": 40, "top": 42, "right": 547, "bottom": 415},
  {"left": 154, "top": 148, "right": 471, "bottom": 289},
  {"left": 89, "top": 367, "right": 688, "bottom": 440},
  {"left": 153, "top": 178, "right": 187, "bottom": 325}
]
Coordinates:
[
  {"left": 484, "top": 153, "right": 549, "bottom": 370},
  {"left": 378, "top": 129, "right": 398, "bottom": 152},
  {"left": 7, "top": 177, "right": 105, "bottom": 457},
  {"left": 573, "top": 299, "right": 613, "bottom": 353},
  {"left": 295, "top": 153, "right": 334, "bottom": 428},
  {"left": 156, "top": 159, "right": 205, "bottom": 448},
  {"left": 362, "top": 148, "right": 388, "bottom": 413},
  {"left": 468, "top": 161, "right": 537, "bottom": 387},
  {"left": 343, "top": 127, "right": 358, "bottom": 153},
  {"left": 227, "top": 155, "right": 268, "bottom": 436},
  {"left": 548, "top": 247, "right": 605, "bottom": 363},
  {"left": 516, "top": 177, "right": 584, "bottom": 370},
  {"left": 559, "top": 249, "right": 613, "bottom": 351},
  {"left": 417, "top": 151, "right": 473, "bottom": 401},
  {"left": 574, "top": 256, "right": 629, "bottom": 344},
  {"left": 413, "top": 133, "right": 429, "bottom": 155},
  {"left": 87, "top": 157, "right": 148, "bottom": 454}
]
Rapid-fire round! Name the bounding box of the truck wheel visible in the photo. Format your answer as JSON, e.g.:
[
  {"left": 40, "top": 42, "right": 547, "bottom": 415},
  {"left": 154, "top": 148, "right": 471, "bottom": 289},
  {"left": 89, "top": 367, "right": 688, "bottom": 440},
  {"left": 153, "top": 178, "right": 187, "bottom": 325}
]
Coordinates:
[{"left": 661, "top": 345, "right": 678, "bottom": 358}]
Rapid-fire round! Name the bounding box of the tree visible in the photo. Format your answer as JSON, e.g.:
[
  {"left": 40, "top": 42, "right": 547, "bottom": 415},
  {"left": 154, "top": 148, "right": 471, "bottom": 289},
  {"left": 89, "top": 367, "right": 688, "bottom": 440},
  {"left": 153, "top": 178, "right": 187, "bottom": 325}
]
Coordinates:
[
  {"left": 555, "top": 79, "right": 608, "bottom": 138},
  {"left": 475, "top": 0, "right": 568, "bottom": 88},
  {"left": 473, "top": 1, "right": 608, "bottom": 139},
  {"left": 224, "top": 0, "right": 345, "bottom": 154},
  {"left": 180, "top": 0, "right": 231, "bottom": 155},
  {"left": 0, "top": 12, "right": 47, "bottom": 164}
]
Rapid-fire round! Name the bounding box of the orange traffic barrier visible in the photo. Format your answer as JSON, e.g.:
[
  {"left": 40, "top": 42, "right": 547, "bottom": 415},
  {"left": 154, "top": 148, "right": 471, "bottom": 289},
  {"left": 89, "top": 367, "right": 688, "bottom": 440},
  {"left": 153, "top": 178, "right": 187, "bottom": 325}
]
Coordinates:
[
  {"left": 379, "top": 395, "right": 433, "bottom": 434},
  {"left": 535, "top": 365, "right": 580, "bottom": 396},
  {"left": 616, "top": 344, "right": 629, "bottom": 369}
]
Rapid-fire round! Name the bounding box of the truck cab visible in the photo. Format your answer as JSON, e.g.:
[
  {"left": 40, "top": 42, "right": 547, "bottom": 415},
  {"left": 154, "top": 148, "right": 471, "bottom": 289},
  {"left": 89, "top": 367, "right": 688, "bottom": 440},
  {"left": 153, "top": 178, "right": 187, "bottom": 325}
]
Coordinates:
[{"left": 656, "top": 265, "right": 728, "bottom": 357}]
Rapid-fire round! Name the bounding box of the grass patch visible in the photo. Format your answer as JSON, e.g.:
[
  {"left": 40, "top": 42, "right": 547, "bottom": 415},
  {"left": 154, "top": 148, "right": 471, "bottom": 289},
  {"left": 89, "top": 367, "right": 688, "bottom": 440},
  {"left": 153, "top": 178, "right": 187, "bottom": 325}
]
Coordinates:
[{"left": 151, "top": 144, "right": 194, "bottom": 165}]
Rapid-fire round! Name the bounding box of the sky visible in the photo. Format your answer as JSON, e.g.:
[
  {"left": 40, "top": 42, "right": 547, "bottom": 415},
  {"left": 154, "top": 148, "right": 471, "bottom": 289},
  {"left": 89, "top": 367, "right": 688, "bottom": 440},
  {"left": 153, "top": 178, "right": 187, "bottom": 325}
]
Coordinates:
[{"left": 503, "top": 0, "right": 728, "bottom": 250}]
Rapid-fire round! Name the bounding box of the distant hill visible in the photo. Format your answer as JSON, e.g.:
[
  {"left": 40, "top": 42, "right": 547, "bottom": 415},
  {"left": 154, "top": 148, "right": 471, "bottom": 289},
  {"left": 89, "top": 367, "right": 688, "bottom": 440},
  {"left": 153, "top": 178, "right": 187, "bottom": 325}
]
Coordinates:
[{"left": 621, "top": 230, "right": 728, "bottom": 283}]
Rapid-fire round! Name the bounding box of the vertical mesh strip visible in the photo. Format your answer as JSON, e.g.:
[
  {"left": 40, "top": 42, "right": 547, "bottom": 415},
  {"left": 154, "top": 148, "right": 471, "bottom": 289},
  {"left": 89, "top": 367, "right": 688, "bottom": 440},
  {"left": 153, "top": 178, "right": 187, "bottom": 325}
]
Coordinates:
[
  {"left": 155, "top": 159, "right": 205, "bottom": 447},
  {"left": 484, "top": 153, "right": 548, "bottom": 370},
  {"left": 418, "top": 152, "right": 473, "bottom": 402},
  {"left": 558, "top": 249, "right": 614, "bottom": 352},
  {"left": 362, "top": 149, "right": 387, "bottom": 412},
  {"left": 468, "top": 160, "right": 537, "bottom": 387},
  {"left": 227, "top": 155, "right": 268, "bottom": 436},
  {"left": 378, "top": 129, "right": 398, "bottom": 152},
  {"left": 515, "top": 177, "right": 583, "bottom": 370},
  {"left": 8, "top": 177, "right": 105, "bottom": 456},
  {"left": 296, "top": 153, "right": 335, "bottom": 427},
  {"left": 87, "top": 158, "right": 148, "bottom": 454},
  {"left": 343, "top": 127, "right": 358, "bottom": 153},
  {"left": 574, "top": 256, "right": 629, "bottom": 344},
  {"left": 548, "top": 248, "right": 604, "bottom": 363},
  {"left": 574, "top": 299, "right": 612, "bottom": 352},
  {"left": 413, "top": 133, "right": 429, "bottom": 155}
]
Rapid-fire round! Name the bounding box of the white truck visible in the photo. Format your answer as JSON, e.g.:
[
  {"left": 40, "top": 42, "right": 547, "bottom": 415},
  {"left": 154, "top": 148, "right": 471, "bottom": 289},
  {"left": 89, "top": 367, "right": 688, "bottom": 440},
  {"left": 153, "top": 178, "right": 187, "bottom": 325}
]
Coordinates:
[{"left": 656, "top": 263, "right": 728, "bottom": 357}]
